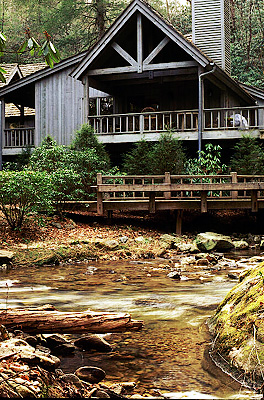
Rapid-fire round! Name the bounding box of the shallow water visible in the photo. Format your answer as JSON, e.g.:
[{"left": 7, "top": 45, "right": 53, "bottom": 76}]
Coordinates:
[{"left": 0, "top": 259, "right": 261, "bottom": 399}]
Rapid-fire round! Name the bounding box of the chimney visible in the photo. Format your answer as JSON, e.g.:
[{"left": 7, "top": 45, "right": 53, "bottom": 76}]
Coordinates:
[{"left": 192, "top": 0, "right": 231, "bottom": 74}]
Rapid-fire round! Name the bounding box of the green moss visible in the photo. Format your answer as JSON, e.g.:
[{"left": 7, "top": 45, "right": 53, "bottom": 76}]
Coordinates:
[{"left": 209, "top": 262, "right": 264, "bottom": 383}]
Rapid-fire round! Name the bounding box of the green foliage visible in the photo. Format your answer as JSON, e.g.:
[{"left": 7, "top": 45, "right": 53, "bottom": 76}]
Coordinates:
[
  {"left": 185, "top": 144, "right": 228, "bottom": 175},
  {"left": 29, "top": 136, "right": 70, "bottom": 173},
  {"left": 70, "top": 124, "right": 111, "bottom": 194},
  {"left": 151, "top": 133, "right": 186, "bottom": 174},
  {"left": 122, "top": 133, "right": 186, "bottom": 175},
  {"left": 122, "top": 140, "right": 154, "bottom": 174},
  {"left": 50, "top": 168, "right": 84, "bottom": 216},
  {"left": 230, "top": 135, "right": 264, "bottom": 174},
  {"left": 0, "top": 170, "right": 52, "bottom": 230},
  {"left": 71, "top": 123, "right": 110, "bottom": 163}
]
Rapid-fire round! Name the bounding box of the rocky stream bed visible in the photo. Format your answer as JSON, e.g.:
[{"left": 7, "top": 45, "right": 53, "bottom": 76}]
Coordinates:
[{"left": 1, "top": 228, "right": 264, "bottom": 398}]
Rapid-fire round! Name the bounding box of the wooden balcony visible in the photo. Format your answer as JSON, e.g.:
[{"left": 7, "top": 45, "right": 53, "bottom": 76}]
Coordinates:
[
  {"left": 88, "top": 106, "right": 264, "bottom": 143},
  {"left": 3, "top": 127, "right": 35, "bottom": 155}
]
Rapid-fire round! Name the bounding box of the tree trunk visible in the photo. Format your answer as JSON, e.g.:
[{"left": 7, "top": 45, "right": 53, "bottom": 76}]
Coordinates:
[{"left": 0, "top": 305, "right": 143, "bottom": 334}]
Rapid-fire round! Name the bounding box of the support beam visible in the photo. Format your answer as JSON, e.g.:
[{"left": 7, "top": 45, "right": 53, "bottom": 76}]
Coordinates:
[
  {"left": 143, "top": 37, "right": 170, "bottom": 65},
  {"left": 176, "top": 210, "right": 183, "bottom": 235},
  {"left": 97, "top": 173, "right": 104, "bottom": 215},
  {"left": 149, "top": 192, "right": 156, "bottom": 214},
  {"left": 0, "top": 99, "right": 4, "bottom": 170},
  {"left": 111, "top": 42, "right": 137, "bottom": 66},
  {"left": 251, "top": 190, "right": 258, "bottom": 212},
  {"left": 201, "top": 191, "right": 208, "bottom": 213},
  {"left": 82, "top": 76, "right": 89, "bottom": 123},
  {"left": 164, "top": 172, "right": 171, "bottom": 200},
  {"left": 137, "top": 13, "right": 143, "bottom": 73},
  {"left": 231, "top": 172, "right": 238, "bottom": 199}
]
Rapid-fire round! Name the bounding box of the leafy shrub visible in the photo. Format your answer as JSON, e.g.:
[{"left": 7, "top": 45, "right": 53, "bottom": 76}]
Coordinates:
[
  {"left": 151, "top": 133, "right": 186, "bottom": 174},
  {"left": 122, "top": 133, "right": 186, "bottom": 175},
  {"left": 230, "top": 135, "right": 264, "bottom": 174},
  {"left": 185, "top": 144, "right": 227, "bottom": 175},
  {"left": 122, "top": 140, "right": 154, "bottom": 174},
  {"left": 71, "top": 123, "right": 110, "bottom": 165},
  {"left": 29, "top": 136, "right": 70, "bottom": 173},
  {"left": 0, "top": 170, "right": 52, "bottom": 229},
  {"left": 50, "top": 168, "right": 85, "bottom": 216}
]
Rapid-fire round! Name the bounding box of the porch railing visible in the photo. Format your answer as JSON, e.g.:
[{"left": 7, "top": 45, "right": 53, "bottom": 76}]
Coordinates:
[
  {"left": 88, "top": 109, "right": 199, "bottom": 135},
  {"left": 204, "top": 106, "right": 264, "bottom": 130},
  {"left": 88, "top": 106, "right": 264, "bottom": 135},
  {"left": 4, "top": 128, "right": 35, "bottom": 148}
]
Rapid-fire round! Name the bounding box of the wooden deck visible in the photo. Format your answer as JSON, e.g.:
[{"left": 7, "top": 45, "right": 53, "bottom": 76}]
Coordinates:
[
  {"left": 88, "top": 105, "right": 264, "bottom": 143},
  {"left": 94, "top": 172, "right": 264, "bottom": 233}
]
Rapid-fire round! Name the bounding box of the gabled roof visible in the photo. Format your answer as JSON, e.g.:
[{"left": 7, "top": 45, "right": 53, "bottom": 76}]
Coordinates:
[
  {"left": 71, "top": 0, "right": 210, "bottom": 79},
  {"left": 0, "top": 53, "right": 86, "bottom": 98},
  {"left": 70, "top": 0, "right": 254, "bottom": 104}
]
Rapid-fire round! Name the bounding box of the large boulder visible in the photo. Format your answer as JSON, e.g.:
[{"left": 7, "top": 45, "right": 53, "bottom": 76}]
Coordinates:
[
  {"left": 75, "top": 366, "right": 105, "bottom": 383},
  {"left": 195, "top": 232, "right": 234, "bottom": 252},
  {"left": 208, "top": 262, "right": 264, "bottom": 386},
  {"left": 0, "top": 250, "right": 14, "bottom": 265},
  {"left": 74, "top": 334, "right": 112, "bottom": 352}
]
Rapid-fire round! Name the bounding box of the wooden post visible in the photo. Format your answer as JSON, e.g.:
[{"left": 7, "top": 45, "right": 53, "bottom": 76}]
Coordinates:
[
  {"left": 97, "top": 173, "right": 104, "bottom": 216},
  {"left": 251, "top": 190, "right": 258, "bottom": 212},
  {"left": 149, "top": 192, "right": 156, "bottom": 214},
  {"left": 201, "top": 191, "right": 207, "bottom": 213},
  {"left": 164, "top": 172, "right": 171, "bottom": 200},
  {"left": 107, "top": 210, "right": 113, "bottom": 220},
  {"left": 231, "top": 171, "right": 238, "bottom": 199},
  {"left": 175, "top": 210, "right": 183, "bottom": 235},
  {"left": 137, "top": 13, "right": 143, "bottom": 73}
]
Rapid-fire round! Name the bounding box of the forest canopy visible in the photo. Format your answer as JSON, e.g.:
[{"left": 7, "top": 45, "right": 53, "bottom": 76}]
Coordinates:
[{"left": 1, "top": 0, "right": 264, "bottom": 88}]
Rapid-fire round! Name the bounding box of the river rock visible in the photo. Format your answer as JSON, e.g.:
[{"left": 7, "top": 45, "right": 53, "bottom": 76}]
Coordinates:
[
  {"left": 233, "top": 240, "right": 249, "bottom": 250},
  {"left": 134, "top": 236, "right": 145, "bottom": 243},
  {"left": 260, "top": 240, "right": 264, "bottom": 250},
  {"left": 75, "top": 366, "right": 106, "bottom": 383},
  {"left": 25, "top": 336, "right": 38, "bottom": 347},
  {"left": 195, "top": 232, "right": 234, "bottom": 252},
  {"left": 45, "top": 334, "right": 68, "bottom": 349},
  {"left": 61, "top": 373, "right": 83, "bottom": 389},
  {"left": 160, "top": 234, "right": 181, "bottom": 248},
  {"left": 94, "top": 390, "right": 110, "bottom": 398},
  {"left": 74, "top": 334, "right": 112, "bottom": 352},
  {"left": 167, "top": 271, "right": 181, "bottom": 280},
  {"left": 119, "top": 236, "right": 129, "bottom": 244},
  {"left": 0, "top": 339, "right": 60, "bottom": 369},
  {"left": 52, "top": 343, "right": 76, "bottom": 356},
  {"left": 94, "top": 239, "right": 119, "bottom": 250},
  {"left": 0, "top": 250, "right": 14, "bottom": 265}
]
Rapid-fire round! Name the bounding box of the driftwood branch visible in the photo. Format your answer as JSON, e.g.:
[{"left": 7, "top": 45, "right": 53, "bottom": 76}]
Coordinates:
[{"left": 0, "top": 305, "right": 143, "bottom": 334}]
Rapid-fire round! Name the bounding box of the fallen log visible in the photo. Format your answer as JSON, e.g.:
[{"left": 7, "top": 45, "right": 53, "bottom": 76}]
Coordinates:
[{"left": 0, "top": 305, "right": 143, "bottom": 334}]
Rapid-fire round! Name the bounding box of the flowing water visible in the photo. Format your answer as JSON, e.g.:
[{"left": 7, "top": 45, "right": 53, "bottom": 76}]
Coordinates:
[{"left": 0, "top": 259, "right": 261, "bottom": 399}]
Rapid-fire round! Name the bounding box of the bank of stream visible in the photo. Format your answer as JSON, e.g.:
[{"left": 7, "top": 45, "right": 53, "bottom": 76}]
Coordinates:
[{"left": 0, "top": 254, "right": 263, "bottom": 399}]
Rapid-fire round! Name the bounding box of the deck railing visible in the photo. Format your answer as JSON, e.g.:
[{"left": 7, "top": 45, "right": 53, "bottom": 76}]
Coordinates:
[
  {"left": 204, "top": 106, "right": 264, "bottom": 130},
  {"left": 88, "top": 109, "right": 199, "bottom": 134},
  {"left": 4, "top": 128, "right": 35, "bottom": 148},
  {"left": 88, "top": 106, "right": 264, "bottom": 135},
  {"left": 96, "top": 172, "right": 264, "bottom": 216}
]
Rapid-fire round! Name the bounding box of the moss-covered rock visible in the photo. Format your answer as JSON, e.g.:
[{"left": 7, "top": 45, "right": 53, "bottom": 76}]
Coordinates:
[
  {"left": 208, "top": 262, "right": 264, "bottom": 385},
  {"left": 195, "top": 232, "right": 234, "bottom": 252}
]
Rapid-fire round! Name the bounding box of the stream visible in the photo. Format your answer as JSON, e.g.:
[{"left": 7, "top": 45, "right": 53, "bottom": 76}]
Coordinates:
[{"left": 0, "top": 257, "right": 262, "bottom": 399}]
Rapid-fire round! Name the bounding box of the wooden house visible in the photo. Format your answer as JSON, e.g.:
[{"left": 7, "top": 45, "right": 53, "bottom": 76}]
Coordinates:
[{"left": 0, "top": 0, "right": 264, "bottom": 159}]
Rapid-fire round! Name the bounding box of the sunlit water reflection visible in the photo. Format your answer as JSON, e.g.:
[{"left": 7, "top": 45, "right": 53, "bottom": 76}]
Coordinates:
[{"left": 0, "top": 259, "right": 261, "bottom": 399}]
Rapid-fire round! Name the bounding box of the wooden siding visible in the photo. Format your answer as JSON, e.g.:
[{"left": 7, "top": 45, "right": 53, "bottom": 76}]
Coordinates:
[
  {"left": 35, "top": 66, "right": 84, "bottom": 146},
  {"left": 192, "top": 0, "right": 231, "bottom": 74}
]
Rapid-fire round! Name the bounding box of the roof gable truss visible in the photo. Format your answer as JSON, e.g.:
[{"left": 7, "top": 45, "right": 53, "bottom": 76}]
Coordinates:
[
  {"left": 72, "top": 0, "right": 208, "bottom": 80},
  {"left": 87, "top": 12, "right": 198, "bottom": 77}
]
